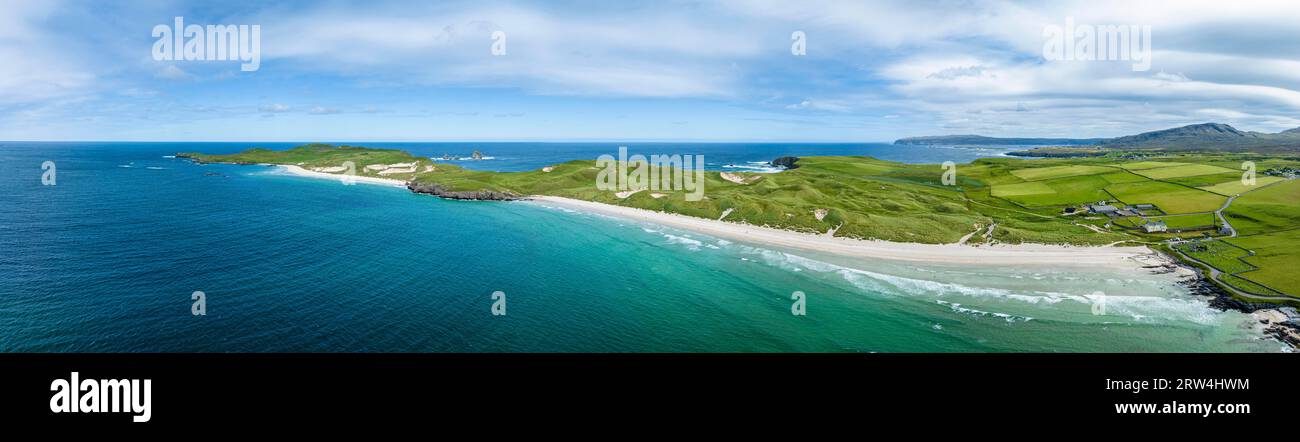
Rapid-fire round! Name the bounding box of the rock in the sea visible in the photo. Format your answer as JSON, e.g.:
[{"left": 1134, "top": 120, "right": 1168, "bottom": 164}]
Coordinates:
[{"left": 770, "top": 156, "right": 800, "bottom": 170}]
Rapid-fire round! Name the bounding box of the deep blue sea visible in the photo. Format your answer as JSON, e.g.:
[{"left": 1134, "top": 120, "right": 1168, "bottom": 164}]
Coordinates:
[{"left": 0, "top": 142, "right": 1280, "bottom": 352}]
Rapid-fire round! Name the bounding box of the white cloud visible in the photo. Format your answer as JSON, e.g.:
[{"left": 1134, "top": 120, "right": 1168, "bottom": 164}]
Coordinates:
[
  {"left": 260, "top": 103, "right": 291, "bottom": 113},
  {"left": 0, "top": 0, "right": 95, "bottom": 105},
  {"left": 257, "top": 4, "right": 763, "bottom": 97}
]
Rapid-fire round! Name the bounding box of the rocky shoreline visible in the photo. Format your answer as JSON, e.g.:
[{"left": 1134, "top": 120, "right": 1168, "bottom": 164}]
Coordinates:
[
  {"left": 1154, "top": 251, "right": 1300, "bottom": 349},
  {"left": 406, "top": 181, "right": 522, "bottom": 201}
]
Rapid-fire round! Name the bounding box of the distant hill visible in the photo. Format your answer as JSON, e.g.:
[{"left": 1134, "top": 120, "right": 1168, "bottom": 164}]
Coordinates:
[
  {"left": 893, "top": 135, "right": 1107, "bottom": 146},
  {"left": 896, "top": 123, "right": 1300, "bottom": 153}
]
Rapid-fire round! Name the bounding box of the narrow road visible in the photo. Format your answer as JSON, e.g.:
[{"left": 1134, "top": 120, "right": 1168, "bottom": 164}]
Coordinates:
[{"left": 1214, "top": 194, "right": 1239, "bottom": 238}]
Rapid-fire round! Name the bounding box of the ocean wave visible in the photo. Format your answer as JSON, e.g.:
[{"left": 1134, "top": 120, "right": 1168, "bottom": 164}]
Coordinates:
[
  {"left": 431, "top": 156, "right": 498, "bottom": 161},
  {"left": 720, "top": 162, "right": 785, "bottom": 173},
  {"left": 937, "top": 300, "right": 1032, "bottom": 322},
  {"left": 743, "top": 248, "right": 1222, "bottom": 325},
  {"left": 661, "top": 233, "right": 703, "bottom": 251}
]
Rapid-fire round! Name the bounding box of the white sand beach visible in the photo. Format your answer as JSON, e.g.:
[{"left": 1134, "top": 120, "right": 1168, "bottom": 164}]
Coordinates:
[
  {"left": 529, "top": 195, "right": 1168, "bottom": 269},
  {"left": 278, "top": 165, "right": 408, "bottom": 188}
]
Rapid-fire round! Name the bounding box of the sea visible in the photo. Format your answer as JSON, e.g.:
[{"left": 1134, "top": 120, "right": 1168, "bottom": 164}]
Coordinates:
[{"left": 0, "top": 142, "right": 1281, "bottom": 352}]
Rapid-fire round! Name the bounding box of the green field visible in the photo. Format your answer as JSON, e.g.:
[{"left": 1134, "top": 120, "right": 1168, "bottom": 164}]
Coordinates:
[
  {"left": 1134, "top": 164, "right": 1236, "bottom": 180},
  {"left": 1227, "top": 229, "right": 1300, "bottom": 296},
  {"left": 1175, "top": 240, "right": 1256, "bottom": 275},
  {"left": 1161, "top": 172, "right": 1242, "bottom": 188},
  {"left": 1218, "top": 179, "right": 1300, "bottom": 297},
  {"left": 1224, "top": 179, "right": 1300, "bottom": 234},
  {"left": 1100, "top": 171, "right": 1149, "bottom": 184},
  {"left": 992, "top": 175, "right": 1111, "bottom": 207},
  {"left": 1151, "top": 213, "right": 1218, "bottom": 230},
  {"left": 1199, "top": 176, "right": 1285, "bottom": 196},
  {"left": 1118, "top": 161, "right": 1188, "bottom": 170},
  {"left": 1009, "top": 165, "right": 1112, "bottom": 181},
  {"left": 1104, "top": 181, "right": 1227, "bottom": 214},
  {"left": 990, "top": 181, "right": 1053, "bottom": 198}
]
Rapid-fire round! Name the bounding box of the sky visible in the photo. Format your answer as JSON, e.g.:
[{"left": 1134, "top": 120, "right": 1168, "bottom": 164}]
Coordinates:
[{"left": 2, "top": 0, "right": 1299, "bottom": 142}]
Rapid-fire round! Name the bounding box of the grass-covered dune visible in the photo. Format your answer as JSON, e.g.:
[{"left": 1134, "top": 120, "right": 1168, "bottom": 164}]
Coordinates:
[{"left": 184, "top": 144, "right": 1300, "bottom": 299}]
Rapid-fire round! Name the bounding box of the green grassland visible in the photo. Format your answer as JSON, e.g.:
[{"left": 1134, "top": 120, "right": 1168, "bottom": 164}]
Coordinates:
[
  {"left": 1151, "top": 213, "right": 1218, "bottom": 230},
  {"left": 1009, "top": 165, "right": 1113, "bottom": 181},
  {"left": 186, "top": 144, "right": 1300, "bottom": 298},
  {"left": 1132, "top": 163, "right": 1237, "bottom": 180},
  {"left": 1104, "top": 181, "right": 1227, "bottom": 214},
  {"left": 1116, "top": 213, "right": 1217, "bottom": 231},
  {"left": 1175, "top": 240, "right": 1258, "bottom": 275},
  {"left": 1117, "top": 161, "right": 1188, "bottom": 170},
  {"left": 1214, "top": 179, "right": 1300, "bottom": 296},
  {"left": 1200, "top": 176, "right": 1285, "bottom": 196},
  {"left": 1225, "top": 179, "right": 1300, "bottom": 234},
  {"left": 1227, "top": 229, "right": 1300, "bottom": 296}
]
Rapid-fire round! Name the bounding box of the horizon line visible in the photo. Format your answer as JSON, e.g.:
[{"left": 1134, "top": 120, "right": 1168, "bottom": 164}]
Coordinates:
[{"left": 0, "top": 139, "right": 899, "bottom": 144}]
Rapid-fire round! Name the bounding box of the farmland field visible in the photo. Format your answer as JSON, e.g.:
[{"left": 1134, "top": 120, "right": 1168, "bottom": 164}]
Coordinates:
[
  {"left": 1134, "top": 164, "right": 1236, "bottom": 180},
  {"left": 990, "top": 181, "right": 1053, "bottom": 198},
  {"left": 1223, "top": 179, "right": 1300, "bottom": 235},
  {"left": 1228, "top": 229, "right": 1300, "bottom": 297},
  {"left": 1103, "top": 181, "right": 1226, "bottom": 214},
  {"left": 1199, "top": 176, "right": 1285, "bottom": 196},
  {"left": 1009, "top": 165, "right": 1113, "bottom": 181},
  {"left": 992, "top": 175, "right": 1110, "bottom": 207},
  {"left": 1150, "top": 213, "right": 1218, "bottom": 230},
  {"left": 1100, "top": 171, "right": 1149, "bottom": 184},
  {"left": 1175, "top": 240, "right": 1256, "bottom": 274},
  {"left": 1162, "top": 172, "right": 1242, "bottom": 188},
  {"left": 1117, "top": 161, "right": 1188, "bottom": 170}
]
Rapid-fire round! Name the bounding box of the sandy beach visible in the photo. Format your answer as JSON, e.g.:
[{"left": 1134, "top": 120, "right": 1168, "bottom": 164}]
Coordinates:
[
  {"left": 529, "top": 195, "right": 1167, "bottom": 269},
  {"left": 277, "top": 165, "right": 408, "bottom": 188}
]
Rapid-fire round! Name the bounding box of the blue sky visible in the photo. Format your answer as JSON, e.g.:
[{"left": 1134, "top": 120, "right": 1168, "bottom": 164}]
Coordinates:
[{"left": 3, "top": 0, "right": 1300, "bottom": 141}]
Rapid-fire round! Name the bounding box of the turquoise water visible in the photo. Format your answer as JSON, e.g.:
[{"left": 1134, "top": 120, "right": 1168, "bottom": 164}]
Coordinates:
[{"left": 0, "top": 143, "right": 1280, "bottom": 352}]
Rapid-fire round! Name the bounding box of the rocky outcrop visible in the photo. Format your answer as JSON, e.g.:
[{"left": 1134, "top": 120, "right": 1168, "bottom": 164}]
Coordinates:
[
  {"left": 770, "top": 156, "right": 800, "bottom": 170},
  {"left": 406, "top": 182, "right": 522, "bottom": 201}
]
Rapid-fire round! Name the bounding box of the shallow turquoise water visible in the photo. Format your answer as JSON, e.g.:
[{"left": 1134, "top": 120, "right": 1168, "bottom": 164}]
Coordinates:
[{"left": 0, "top": 143, "right": 1280, "bottom": 352}]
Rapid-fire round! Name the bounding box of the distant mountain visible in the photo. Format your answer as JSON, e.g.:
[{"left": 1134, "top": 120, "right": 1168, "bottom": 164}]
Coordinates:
[
  {"left": 893, "top": 135, "right": 1107, "bottom": 146},
  {"left": 896, "top": 123, "right": 1300, "bottom": 153},
  {"left": 1101, "top": 123, "right": 1300, "bottom": 151}
]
